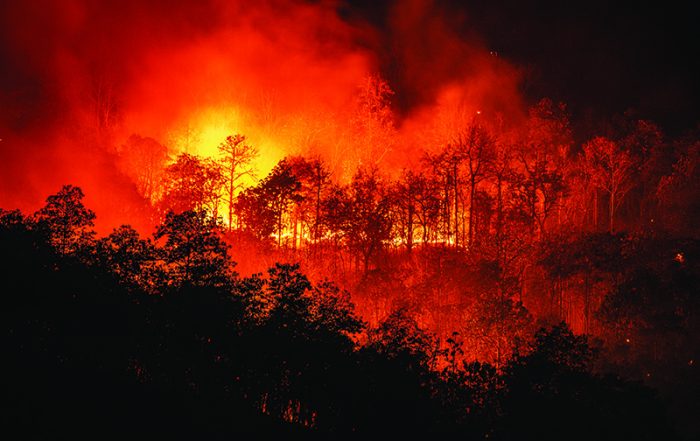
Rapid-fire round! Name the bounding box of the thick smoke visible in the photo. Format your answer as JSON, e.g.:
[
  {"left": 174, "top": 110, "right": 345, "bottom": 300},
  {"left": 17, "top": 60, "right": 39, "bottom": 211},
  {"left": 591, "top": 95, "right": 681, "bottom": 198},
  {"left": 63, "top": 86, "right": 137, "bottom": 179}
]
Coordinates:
[{"left": 0, "top": 0, "right": 524, "bottom": 232}]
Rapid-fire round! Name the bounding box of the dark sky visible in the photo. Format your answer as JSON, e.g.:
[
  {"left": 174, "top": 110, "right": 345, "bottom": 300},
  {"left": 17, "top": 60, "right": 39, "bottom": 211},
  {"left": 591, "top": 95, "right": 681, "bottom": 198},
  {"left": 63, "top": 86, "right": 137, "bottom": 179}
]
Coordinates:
[
  {"left": 2, "top": 0, "right": 699, "bottom": 137},
  {"left": 343, "top": 0, "right": 700, "bottom": 135}
]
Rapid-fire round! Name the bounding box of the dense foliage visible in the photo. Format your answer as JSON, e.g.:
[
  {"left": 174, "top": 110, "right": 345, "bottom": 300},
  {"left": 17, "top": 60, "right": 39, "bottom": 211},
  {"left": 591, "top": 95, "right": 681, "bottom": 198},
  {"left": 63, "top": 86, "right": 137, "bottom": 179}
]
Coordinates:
[{"left": 2, "top": 186, "right": 693, "bottom": 439}]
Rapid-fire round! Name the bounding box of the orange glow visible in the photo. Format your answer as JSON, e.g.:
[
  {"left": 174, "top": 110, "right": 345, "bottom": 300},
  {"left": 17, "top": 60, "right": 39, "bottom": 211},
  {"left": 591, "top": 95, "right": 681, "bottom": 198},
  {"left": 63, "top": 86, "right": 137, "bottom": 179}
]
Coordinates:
[
  {"left": 0, "top": 0, "right": 526, "bottom": 233},
  {"left": 0, "top": 0, "right": 533, "bottom": 360},
  {"left": 166, "top": 105, "right": 282, "bottom": 187},
  {"left": 2, "top": 6, "right": 698, "bottom": 433}
]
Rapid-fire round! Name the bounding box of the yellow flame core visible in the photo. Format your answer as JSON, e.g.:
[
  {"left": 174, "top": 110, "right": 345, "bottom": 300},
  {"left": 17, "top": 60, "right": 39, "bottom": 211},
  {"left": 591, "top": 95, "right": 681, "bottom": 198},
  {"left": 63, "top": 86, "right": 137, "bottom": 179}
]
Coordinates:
[
  {"left": 164, "top": 105, "right": 285, "bottom": 225},
  {"left": 171, "top": 105, "right": 283, "bottom": 181}
]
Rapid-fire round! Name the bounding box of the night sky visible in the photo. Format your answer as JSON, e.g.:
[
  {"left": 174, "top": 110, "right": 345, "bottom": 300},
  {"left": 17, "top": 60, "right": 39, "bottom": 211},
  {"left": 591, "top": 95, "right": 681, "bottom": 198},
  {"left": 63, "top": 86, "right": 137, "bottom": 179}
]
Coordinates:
[{"left": 344, "top": 0, "right": 700, "bottom": 135}]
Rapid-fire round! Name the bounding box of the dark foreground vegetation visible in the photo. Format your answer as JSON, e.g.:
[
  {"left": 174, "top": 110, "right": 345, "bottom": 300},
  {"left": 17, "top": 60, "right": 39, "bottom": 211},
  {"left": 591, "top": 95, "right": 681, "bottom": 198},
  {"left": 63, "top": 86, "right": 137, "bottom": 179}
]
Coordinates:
[{"left": 2, "top": 185, "right": 697, "bottom": 440}]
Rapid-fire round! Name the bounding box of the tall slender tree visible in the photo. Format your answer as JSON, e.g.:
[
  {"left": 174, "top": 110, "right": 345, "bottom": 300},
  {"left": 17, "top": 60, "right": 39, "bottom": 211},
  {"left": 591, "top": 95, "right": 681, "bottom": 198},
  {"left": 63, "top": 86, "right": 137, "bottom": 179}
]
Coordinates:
[
  {"left": 455, "top": 124, "right": 495, "bottom": 249},
  {"left": 218, "top": 134, "right": 258, "bottom": 231},
  {"left": 583, "top": 137, "right": 636, "bottom": 233}
]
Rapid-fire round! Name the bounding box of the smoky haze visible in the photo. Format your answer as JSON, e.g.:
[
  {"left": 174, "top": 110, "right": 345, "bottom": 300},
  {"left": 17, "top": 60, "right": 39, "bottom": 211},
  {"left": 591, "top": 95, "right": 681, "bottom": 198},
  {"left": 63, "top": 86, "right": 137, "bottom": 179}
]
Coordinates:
[{"left": 0, "top": 0, "right": 524, "bottom": 232}]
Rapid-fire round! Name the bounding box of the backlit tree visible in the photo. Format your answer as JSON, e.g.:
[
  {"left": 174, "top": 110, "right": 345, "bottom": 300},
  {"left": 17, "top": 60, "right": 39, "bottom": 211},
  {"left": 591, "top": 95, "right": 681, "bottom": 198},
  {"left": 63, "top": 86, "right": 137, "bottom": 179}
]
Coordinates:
[
  {"left": 217, "top": 134, "right": 258, "bottom": 231},
  {"left": 34, "top": 185, "right": 96, "bottom": 255},
  {"left": 583, "top": 136, "right": 636, "bottom": 233}
]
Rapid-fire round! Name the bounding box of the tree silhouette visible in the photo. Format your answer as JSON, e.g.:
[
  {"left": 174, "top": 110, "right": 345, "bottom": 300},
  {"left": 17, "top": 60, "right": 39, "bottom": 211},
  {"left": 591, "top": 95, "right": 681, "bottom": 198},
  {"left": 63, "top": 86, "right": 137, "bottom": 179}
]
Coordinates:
[
  {"left": 345, "top": 167, "right": 393, "bottom": 273},
  {"left": 285, "top": 156, "right": 332, "bottom": 248},
  {"left": 33, "top": 185, "right": 96, "bottom": 255},
  {"left": 500, "top": 323, "right": 676, "bottom": 441},
  {"left": 217, "top": 134, "right": 258, "bottom": 231},
  {"left": 154, "top": 210, "right": 234, "bottom": 288},
  {"left": 2, "top": 183, "right": 688, "bottom": 439},
  {"left": 367, "top": 308, "right": 436, "bottom": 369},
  {"left": 159, "top": 153, "right": 223, "bottom": 217},
  {"left": 95, "top": 225, "right": 158, "bottom": 290},
  {"left": 657, "top": 141, "right": 700, "bottom": 234},
  {"left": 118, "top": 134, "right": 169, "bottom": 202},
  {"left": 583, "top": 136, "right": 636, "bottom": 233},
  {"left": 515, "top": 99, "right": 571, "bottom": 238},
  {"left": 424, "top": 143, "right": 466, "bottom": 247},
  {"left": 257, "top": 159, "right": 303, "bottom": 247},
  {"left": 391, "top": 169, "right": 444, "bottom": 252},
  {"left": 455, "top": 123, "right": 495, "bottom": 248},
  {"left": 234, "top": 185, "right": 276, "bottom": 243}
]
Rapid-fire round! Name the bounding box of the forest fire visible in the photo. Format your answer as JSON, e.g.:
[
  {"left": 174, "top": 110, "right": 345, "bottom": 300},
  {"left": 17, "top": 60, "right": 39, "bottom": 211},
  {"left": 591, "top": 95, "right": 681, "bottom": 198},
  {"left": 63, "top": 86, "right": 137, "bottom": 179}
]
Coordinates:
[{"left": 1, "top": 0, "right": 699, "bottom": 439}]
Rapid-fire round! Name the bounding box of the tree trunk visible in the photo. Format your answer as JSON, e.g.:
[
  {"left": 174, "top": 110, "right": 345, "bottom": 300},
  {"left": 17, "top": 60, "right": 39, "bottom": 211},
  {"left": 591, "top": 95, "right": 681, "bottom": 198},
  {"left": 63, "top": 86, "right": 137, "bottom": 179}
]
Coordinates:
[
  {"left": 407, "top": 203, "right": 414, "bottom": 253},
  {"left": 444, "top": 177, "right": 451, "bottom": 245},
  {"left": 315, "top": 179, "right": 321, "bottom": 245},
  {"left": 609, "top": 191, "right": 615, "bottom": 233},
  {"left": 593, "top": 189, "right": 598, "bottom": 231},
  {"left": 293, "top": 217, "right": 298, "bottom": 250},
  {"left": 468, "top": 177, "right": 476, "bottom": 249},
  {"left": 454, "top": 164, "right": 459, "bottom": 248},
  {"left": 278, "top": 208, "right": 283, "bottom": 248},
  {"left": 227, "top": 175, "right": 234, "bottom": 232}
]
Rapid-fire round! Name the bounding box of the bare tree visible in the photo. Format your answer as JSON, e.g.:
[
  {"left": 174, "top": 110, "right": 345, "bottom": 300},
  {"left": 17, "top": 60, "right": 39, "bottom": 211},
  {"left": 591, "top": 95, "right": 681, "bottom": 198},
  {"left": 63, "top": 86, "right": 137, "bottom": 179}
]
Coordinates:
[
  {"left": 454, "top": 124, "right": 495, "bottom": 249},
  {"left": 424, "top": 145, "right": 465, "bottom": 247},
  {"left": 118, "top": 134, "right": 169, "bottom": 203},
  {"left": 583, "top": 136, "right": 636, "bottom": 233},
  {"left": 352, "top": 75, "right": 396, "bottom": 171},
  {"left": 218, "top": 134, "right": 258, "bottom": 231}
]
